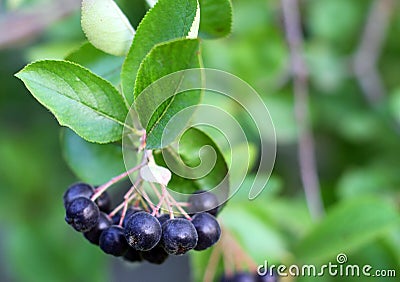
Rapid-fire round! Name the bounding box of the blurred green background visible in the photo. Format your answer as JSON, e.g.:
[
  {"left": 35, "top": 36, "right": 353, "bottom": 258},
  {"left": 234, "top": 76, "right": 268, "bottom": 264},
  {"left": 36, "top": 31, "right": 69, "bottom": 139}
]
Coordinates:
[{"left": 0, "top": 0, "right": 399, "bottom": 281}]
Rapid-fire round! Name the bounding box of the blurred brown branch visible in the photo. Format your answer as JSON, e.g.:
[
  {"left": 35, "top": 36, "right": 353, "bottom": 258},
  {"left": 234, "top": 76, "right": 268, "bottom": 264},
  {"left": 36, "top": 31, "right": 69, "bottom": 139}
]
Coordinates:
[
  {"left": 0, "top": 0, "right": 81, "bottom": 49},
  {"left": 281, "top": 0, "right": 324, "bottom": 220},
  {"left": 353, "top": 0, "right": 394, "bottom": 105}
]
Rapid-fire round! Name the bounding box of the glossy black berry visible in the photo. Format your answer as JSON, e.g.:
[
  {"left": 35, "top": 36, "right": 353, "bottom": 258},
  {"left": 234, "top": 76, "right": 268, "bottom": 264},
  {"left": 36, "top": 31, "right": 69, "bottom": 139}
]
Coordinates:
[
  {"left": 232, "top": 272, "right": 257, "bottom": 282},
  {"left": 99, "top": 225, "right": 129, "bottom": 256},
  {"left": 141, "top": 244, "right": 169, "bottom": 264},
  {"left": 123, "top": 247, "right": 143, "bottom": 262},
  {"left": 256, "top": 271, "right": 278, "bottom": 282},
  {"left": 191, "top": 212, "right": 221, "bottom": 250},
  {"left": 161, "top": 218, "right": 198, "bottom": 255},
  {"left": 156, "top": 213, "right": 170, "bottom": 225},
  {"left": 95, "top": 191, "right": 112, "bottom": 213},
  {"left": 188, "top": 190, "right": 219, "bottom": 216},
  {"left": 220, "top": 275, "right": 233, "bottom": 282},
  {"left": 124, "top": 211, "right": 162, "bottom": 251},
  {"left": 83, "top": 212, "right": 112, "bottom": 245},
  {"left": 65, "top": 197, "right": 99, "bottom": 232},
  {"left": 63, "top": 183, "right": 94, "bottom": 208}
]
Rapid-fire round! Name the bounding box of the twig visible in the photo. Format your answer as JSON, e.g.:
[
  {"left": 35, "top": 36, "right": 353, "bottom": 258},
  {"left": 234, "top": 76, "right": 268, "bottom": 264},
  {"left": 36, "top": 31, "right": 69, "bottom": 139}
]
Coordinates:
[
  {"left": 281, "top": 0, "right": 324, "bottom": 220},
  {"left": 165, "top": 190, "right": 192, "bottom": 220},
  {"left": 119, "top": 178, "right": 143, "bottom": 226},
  {"left": 203, "top": 244, "right": 222, "bottom": 282},
  {"left": 353, "top": 0, "right": 394, "bottom": 105},
  {"left": 91, "top": 163, "right": 145, "bottom": 201}
]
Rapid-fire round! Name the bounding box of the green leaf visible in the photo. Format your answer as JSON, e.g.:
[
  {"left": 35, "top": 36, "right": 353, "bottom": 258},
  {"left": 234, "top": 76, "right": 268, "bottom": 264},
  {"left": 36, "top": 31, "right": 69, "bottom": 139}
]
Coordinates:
[
  {"left": 134, "top": 39, "right": 201, "bottom": 149},
  {"left": 65, "top": 42, "right": 124, "bottom": 85},
  {"left": 121, "top": 0, "right": 198, "bottom": 105},
  {"left": 198, "top": 0, "right": 233, "bottom": 39},
  {"left": 81, "top": 0, "right": 135, "bottom": 56},
  {"left": 220, "top": 204, "right": 288, "bottom": 263},
  {"left": 295, "top": 197, "right": 400, "bottom": 264},
  {"left": 61, "top": 128, "right": 126, "bottom": 185},
  {"left": 15, "top": 60, "right": 128, "bottom": 144},
  {"left": 154, "top": 128, "right": 229, "bottom": 195}
]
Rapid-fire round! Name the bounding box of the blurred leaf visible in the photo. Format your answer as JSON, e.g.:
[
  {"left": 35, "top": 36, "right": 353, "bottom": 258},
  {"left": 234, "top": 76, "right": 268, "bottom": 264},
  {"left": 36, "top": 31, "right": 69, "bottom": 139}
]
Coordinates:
[
  {"left": 389, "top": 88, "right": 400, "bottom": 123},
  {"left": 220, "top": 204, "right": 288, "bottom": 263},
  {"left": 337, "top": 111, "right": 381, "bottom": 142},
  {"left": 154, "top": 128, "right": 228, "bottom": 195},
  {"left": 81, "top": 0, "right": 135, "bottom": 56},
  {"left": 5, "top": 209, "right": 107, "bottom": 282},
  {"left": 65, "top": 42, "right": 124, "bottom": 85},
  {"left": 190, "top": 246, "right": 223, "bottom": 282},
  {"left": 15, "top": 60, "right": 128, "bottom": 144},
  {"left": 306, "top": 44, "right": 347, "bottom": 92},
  {"left": 62, "top": 128, "right": 126, "bottom": 185},
  {"left": 121, "top": 0, "right": 197, "bottom": 105},
  {"left": 263, "top": 94, "right": 297, "bottom": 143},
  {"left": 134, "top": 39, "right": 201, "bottom": 149},
  {"left": 26, "top": 42, "right": 82, "bottom": 61},
  {"left": 198, "top": 0, "right": 232, "bottom": 39},
  {"left": 337, "top": 165, "right": 399, "bottom": 199},
  {"left": 307, "top": 0, "right": 363, "bottom": 43},
  {"left": 295, "top": 197, "right": 400, "bottom": 264}
]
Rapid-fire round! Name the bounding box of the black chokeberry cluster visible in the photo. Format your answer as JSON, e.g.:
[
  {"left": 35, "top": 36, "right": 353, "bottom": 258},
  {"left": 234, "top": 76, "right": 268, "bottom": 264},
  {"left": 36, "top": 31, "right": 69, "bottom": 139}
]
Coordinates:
[
  {"left": 63, "top": 183, "right": 221, "bottom": 265},
  {"left": 220, "top": 271, "right": 278, "bottom": 282}
]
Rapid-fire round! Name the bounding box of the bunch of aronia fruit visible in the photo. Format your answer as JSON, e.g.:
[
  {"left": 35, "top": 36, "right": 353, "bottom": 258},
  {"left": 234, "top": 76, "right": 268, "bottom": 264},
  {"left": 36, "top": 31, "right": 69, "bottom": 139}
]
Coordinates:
[
  {"left": 220, "top": 271, "right": 278, "bottom": 282},
  {"left": 63, "top": 182, "right": 221, "bottom": 264}
]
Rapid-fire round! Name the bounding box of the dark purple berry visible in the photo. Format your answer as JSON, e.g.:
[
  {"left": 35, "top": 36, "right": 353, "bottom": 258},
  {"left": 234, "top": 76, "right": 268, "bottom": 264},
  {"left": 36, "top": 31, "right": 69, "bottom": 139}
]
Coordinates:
[
  {"left": 63, "top": 183, "right": 94, "bottom": 208},
  {"left": 95, "top": 191, "right": 112, "bottom": 213},
  {"left": 220, "top": 275, "right": 233, "bottom": 282},
  {"left": 256, "top": 271, "right": 278, "bottom": 282},
  {"left": 65, "top": 197, "right": 99, "bottom": 232},
  {"left": 83, "top": 212, "right": 112, "bottom": 245},
  {"left": 99, "top": 225, "right": 128, "bottom": 256},
  {"left": 232, "top": 272, "right": 257, "bottom": 282},
  {"left": 161, "top": 218, "right": 198, "bottom": 255},
  {"left": 124, "top": 211, "right": 162, "bottom": 251},
  {"left": 188, "top": 190, "right": 219, "bottom": 216},
  {"left": 141, "top": 244, "right": 169, "bottom": 264},
  {"left": 191, "top": 212, "right": 221, "bottom": 250},
  {"left": 123, "top": 247, "right": 143, "bottom": 262},
  {"left": 157, "top": 214, "right": 170, "bottom": 225}
]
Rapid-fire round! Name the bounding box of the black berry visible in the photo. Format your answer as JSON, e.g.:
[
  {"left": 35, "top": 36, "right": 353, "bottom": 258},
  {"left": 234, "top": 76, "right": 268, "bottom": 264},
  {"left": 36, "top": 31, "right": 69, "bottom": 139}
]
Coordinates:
[
  {"left": 161, "top": 218, "right": 198, "bottom": 255},
  {"left": 157, "top": 213, "right": 170, "bottom": 225},
  {"left": 123, "top": 247, "right": 143, "bottom": 262},
  {"left": 65, "top": 197, "right": 99, "bottom": 232},
  {"left": 191, "top": 212, "right": 221, "bottom": 250},
  {"left": 188, "top": 190, "right": 219, "bottom": 216},
  {"left": 124, "top": 211, "right": 162, "bottom": 251},
  {"left": 232, "top": 272, "right": 257, "bottom": 282},
  {"left": 83, "top": 212, "right": 112, "bottom": 245},
  {"left": 63, "top": 183, "right": 94, "bottom": 208},
  {"left": 141, "top": 244, "right": 169, "bottom": 264},
  {"left": 95, "top": 191, "right": 112, "bottom": 213},
  {"left": 256, "top": 271, "right": 278, "bottom": 282},
  {"left": 99, "top": 225, "right": 129, "bottom": 256}
]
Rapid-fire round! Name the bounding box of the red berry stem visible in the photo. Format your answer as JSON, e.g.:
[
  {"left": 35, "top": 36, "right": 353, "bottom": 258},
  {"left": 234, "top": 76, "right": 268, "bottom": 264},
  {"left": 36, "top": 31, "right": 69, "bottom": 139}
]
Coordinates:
[{"left": 91, "top": 162, "right": 145, "bottom": 201}]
